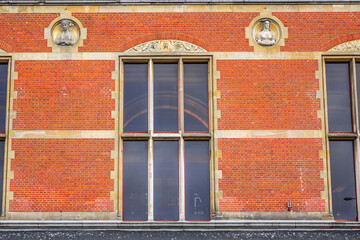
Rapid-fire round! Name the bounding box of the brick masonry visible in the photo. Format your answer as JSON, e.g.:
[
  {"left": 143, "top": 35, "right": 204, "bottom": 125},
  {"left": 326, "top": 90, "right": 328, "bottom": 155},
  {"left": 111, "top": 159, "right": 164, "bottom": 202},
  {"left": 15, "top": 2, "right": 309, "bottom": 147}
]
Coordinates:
[
  {"left": 216, "top": 60, "right": 321, "bottom": 130},
  {"left": 218, "top": 138, "right": 324, "bottom": 212},
  {"left": 10, "top": 139, "right": 114, "bottom": 212},
  {"left": 13, "top": 61, "right": 115, "bottom": 130},
  {"left": 0, "top": 5, "right": 355, "bottom": 219}
]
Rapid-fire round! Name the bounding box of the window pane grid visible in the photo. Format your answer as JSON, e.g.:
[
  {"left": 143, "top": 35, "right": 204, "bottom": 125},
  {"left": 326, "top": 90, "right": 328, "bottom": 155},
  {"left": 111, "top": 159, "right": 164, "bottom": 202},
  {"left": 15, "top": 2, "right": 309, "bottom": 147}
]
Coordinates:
[
  {"left": 121, "top": 57, "right": 211, "bottom": 222},
  {"left": 325, "top": 58, "right": 360, "bottom": 221}
]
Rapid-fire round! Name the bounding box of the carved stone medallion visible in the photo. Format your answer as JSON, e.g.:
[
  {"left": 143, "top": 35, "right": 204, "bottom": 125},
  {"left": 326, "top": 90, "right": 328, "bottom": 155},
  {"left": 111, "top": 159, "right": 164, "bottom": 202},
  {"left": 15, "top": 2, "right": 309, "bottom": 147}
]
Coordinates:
[
  {"left": 252, "top": 19, "right": 280, "bottom": 47},
  {"left": 126, "top": 40, "right": 207, "bottom": 52},
  {"left": 51, "top": 19, "right": 80, "bottom": 46}
]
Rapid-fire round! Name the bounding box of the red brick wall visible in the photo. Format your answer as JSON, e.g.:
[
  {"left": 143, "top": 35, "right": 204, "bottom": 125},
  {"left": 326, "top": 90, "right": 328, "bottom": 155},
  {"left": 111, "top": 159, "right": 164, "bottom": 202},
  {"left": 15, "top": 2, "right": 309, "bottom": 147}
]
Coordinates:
[
  {"left": 218, "top": 138, "right": 324, "bottom": 212},
  {"left": 217, "top": 60, "right": 321, "bottom": 130},
  {"left": 10, "top": 139, "right": 114, "bottom": 212},
  {"left": 3, "top": 9, "right": 343, "bottom": 216},
  {"left": 274, "top": 12, "right": 360, "bottom": 52},
  {"left": 0, "top": 13, "right": 58, "bottom": 52},
  {"left": 1, "top": 12, "right": 359, "bottom": 52},
  {"left": 13, "top": 60, "right": 115, "bottom": 130},
  {"left": 73, "top": 12, "right": 257, "bottom": 52}
]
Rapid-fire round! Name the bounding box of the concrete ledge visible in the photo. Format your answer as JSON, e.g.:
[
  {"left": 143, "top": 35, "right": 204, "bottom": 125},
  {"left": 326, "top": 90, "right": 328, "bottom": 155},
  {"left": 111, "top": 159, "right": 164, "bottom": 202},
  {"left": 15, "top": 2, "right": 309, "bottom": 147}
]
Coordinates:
[{"left": 0, "top": 220, "right": 359, "bottom": 231}]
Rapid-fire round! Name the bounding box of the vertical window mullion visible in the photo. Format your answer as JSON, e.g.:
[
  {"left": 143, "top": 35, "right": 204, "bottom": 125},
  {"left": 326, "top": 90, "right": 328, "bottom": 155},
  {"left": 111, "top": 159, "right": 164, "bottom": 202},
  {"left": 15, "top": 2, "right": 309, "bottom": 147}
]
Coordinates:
[
  {"left": 354, "top": 58, "right": 360, "bottom": 220},
  {"left": 351, "top": 58, "right": 358, "bottom": 134},
  {"left": 179, "top": 59, "right": 185, "bottom": 221},
  {"left": 148, "top": 59, "right": 154, "bottom": 221}
]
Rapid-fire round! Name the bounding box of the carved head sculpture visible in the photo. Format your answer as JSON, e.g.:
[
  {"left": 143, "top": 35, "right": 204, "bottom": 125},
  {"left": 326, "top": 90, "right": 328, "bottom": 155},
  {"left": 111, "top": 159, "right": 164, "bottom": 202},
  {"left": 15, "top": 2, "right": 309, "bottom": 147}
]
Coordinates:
[
  {"left": 55, "top": 19, "right": 77, "bottom": 46},
  {"left": 262, "top": 20, "right": 271, "bottom": 31}
]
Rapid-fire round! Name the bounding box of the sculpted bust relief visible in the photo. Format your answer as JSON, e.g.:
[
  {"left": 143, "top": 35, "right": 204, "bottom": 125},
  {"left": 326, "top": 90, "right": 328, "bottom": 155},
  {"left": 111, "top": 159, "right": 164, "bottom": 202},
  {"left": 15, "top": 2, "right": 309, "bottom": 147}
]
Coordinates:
[
  {"left": 55, "top": 19, "right": 77, "bottom": 46},
  {"left": 255, "top": 20, "right": 277, "bottom": 46}
]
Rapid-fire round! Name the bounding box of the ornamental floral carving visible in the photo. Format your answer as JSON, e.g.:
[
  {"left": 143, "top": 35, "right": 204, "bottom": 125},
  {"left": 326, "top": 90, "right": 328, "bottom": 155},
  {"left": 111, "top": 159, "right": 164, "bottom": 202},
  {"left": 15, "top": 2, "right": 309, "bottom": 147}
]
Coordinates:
[
  {"left": 328, "top": 40, "right": 360, "bottom": 52},
  {"left": 126, "top": 40, "right": 207, "bottom": 52}
]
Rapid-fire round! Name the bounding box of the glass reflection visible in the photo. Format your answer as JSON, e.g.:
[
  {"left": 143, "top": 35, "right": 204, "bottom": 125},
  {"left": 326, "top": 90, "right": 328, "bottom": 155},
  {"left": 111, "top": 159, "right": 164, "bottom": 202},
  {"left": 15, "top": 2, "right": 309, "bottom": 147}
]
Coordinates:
[
  {"left": 184, "top": 63, "right": 208, "bottom": 132},
  {"left": 330, "top": 141, "right": 357, "bottom": 221},
  {"left": 124, "top": 63, "right": 148, "bottom": 132},
  {"left": 154, "top": 141, "right": 179, "bottom": 221},
  {"left": 356, "top": 63, "right": 360, "bottom": 118},
  {"left": 123, "top": 141, "right": 148, "bottom": 221},
  {"left": 0, "top": 141, "right": 3, "bottom": 216},
  {"left": 185, "top": 141, "right": 210, "bottom": 221},
  {"left": 0, "top": 64, "right": 8, "bottom": 133},
  {"left": 326, "top": 63, "right": 352, "bottom": 132},
  {"left": 154, "top": 63, "right": 178, "bottom": 132}
]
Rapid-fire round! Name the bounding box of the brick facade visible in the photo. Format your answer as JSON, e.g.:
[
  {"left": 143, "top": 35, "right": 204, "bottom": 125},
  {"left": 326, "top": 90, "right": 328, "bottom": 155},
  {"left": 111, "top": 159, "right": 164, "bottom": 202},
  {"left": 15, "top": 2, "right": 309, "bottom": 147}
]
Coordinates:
[{"left": 0, "top": 3, "right": 357, "bottom": 221}]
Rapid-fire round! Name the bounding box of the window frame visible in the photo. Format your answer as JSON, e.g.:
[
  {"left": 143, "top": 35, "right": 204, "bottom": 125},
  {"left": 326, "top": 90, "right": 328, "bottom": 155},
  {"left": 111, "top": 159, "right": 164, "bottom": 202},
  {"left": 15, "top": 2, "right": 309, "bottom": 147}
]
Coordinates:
[
  {"left": 118, "top": 55, "right": 214, "bottom": 222},
  {"left": 0, "top": 57, "right": 11, "bottom": 218},
  {"left": 323, "top": 55, "right": 360, "bottom": 221}
]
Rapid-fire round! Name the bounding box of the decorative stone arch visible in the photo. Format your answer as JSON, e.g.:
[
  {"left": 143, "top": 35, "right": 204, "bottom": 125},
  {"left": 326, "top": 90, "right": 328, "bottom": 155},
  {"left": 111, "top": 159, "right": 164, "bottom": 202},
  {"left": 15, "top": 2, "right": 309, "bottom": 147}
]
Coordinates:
[
  {"left": 327, "top": 38, "right": 360, "bottom": 52},
  {"left": 122, "top": 32, "right": 209, "bottom": 52},
  {"left": 325, "top": 33, "right": 360, "bottom": 52},
  {"left": 125, "top": 39, "right": 207, "bottom": 53}
]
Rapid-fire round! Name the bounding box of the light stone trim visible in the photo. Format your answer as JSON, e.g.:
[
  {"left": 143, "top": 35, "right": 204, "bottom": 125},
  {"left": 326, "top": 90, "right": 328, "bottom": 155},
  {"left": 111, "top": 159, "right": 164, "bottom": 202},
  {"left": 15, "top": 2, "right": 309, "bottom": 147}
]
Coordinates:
[
  {"left": 212, "top": 56, "right": 222, "bottom": 219},
  {"left": 45, "top": 12, "right": 87, "bottom": 53},
  {"left": 2, "top": 5, "right": 360, "bottom": 14},
  {"left": 316, "top": 58, "right": 332, "bottom": 220},
  {"left": 214, "top": 130, "right": 324, "bottom": 139},
  {"left": 328, "top": 40, "right": 360, "bottom": 52},
  {"left": 3, "top": 148, "right": 14, "bottom": 219},
  {"left": 245, "top": 13, "right": 288, "bottom": 52},
  {"left": 11, "top": 52, "right": 323, "bottom": 61},
  {"left": 111, "top": 60, "right": 120, "bottom": 215},
  {"left": 125, "top": 40, "right": 207, "bottom": 53},
  {"left": 9, "top": 130, "right": 115, "bottom": 139},
  {"left": 3, "top": 61, "right": 17, "bottom": 218},
  {"left": 7, "top": 212, "right": 119, "bottom": 220},
  {"left": 221, "top": 212, "right": 323, "bottom": 220}
]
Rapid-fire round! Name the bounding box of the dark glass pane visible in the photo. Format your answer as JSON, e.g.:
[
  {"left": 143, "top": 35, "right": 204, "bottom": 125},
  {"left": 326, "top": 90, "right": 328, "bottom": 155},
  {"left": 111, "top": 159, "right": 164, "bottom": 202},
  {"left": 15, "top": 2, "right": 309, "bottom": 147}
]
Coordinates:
[
  {"left": 184, "top": 63, "right": 208, "bottom": 132},
  {"left": 154, "top": 63, "right": 178, "bottom": 132},
  {"left": 0, "top": 63, "right": 8, "bottom": 133},
  {"left": 154, "top": 141, "right": 179, "bottom": 221},
  {"left": 330, "top": 141, "right": 357, "bottom": 221},
  {"left": 123, "top": 141, "right": 148, "bottom": 221},
  {"left": 0, "top": 141, "right": 4, "bottom": 216},
  {"left": 124, "top": 63, "right": 148, "bottom": 132},
  {"left": 356, "top": 63, "right": 360, "bottom": 118},
  {"left": 326, "top": 63, "right": 352, "bottom": 132},
  {"left": 185, "top": 141, "right": 210, "bottom": 221}
]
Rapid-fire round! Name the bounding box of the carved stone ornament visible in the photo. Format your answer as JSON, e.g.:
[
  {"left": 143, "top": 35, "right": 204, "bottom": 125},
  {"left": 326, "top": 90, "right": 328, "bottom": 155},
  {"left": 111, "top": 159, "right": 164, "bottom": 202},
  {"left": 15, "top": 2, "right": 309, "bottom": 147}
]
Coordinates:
[
  {"left": 253, "top": 19, "right": 280, "bottom": 47},
  {"left": 52, "top": 19, "right": 80, "bottom": 46},
  {"left": 126, "top": 40, "right": 207, "bottom": 52},
  {"left": 328, "top": 40, "right": 360, "bottom": 52}
]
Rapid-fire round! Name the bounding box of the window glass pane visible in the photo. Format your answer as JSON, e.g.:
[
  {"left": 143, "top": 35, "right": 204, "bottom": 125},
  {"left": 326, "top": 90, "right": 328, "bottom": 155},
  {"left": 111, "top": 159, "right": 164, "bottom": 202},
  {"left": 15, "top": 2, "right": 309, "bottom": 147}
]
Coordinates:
[
  {"left": 356, "top": 63, "right": 360, "bottom": 118},
  {"left": 123, "top": 141, "right": 148, "bottom": 221},
  {"left": 124, "top": 63, "right": 148, "bottom": 132},
  {"left": 326, "top": 63, "right": 352, "bottom": 132},
  {"left": 0, "top": 63, "right": 8, "bottom": 133},
  {"left": 185, "top": 141, "right": 210, "bottom": 221},
  {"left": 330, "top": 141, "right": 357, "bottom": 221},
  {"left": 0, "top": 141, "right": 4, "bottom": 216},
  {"left": 154, "top": 63, "right": 178, "bottom": 132},
  {"left": 154, "top": 141, "right": 179, "bottom": 221},
  {"left": 184, "top": 63, "right": 208, "bottom": 132}
]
